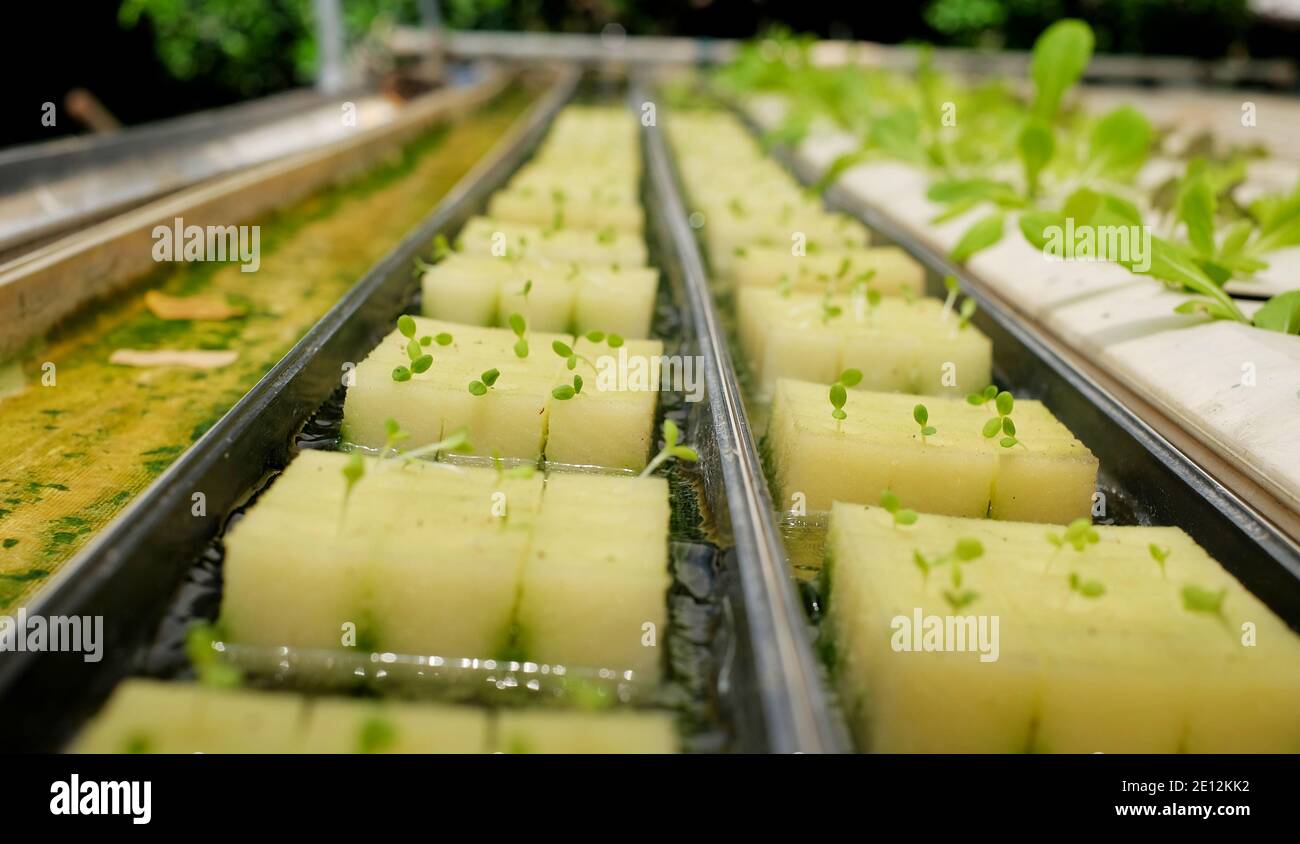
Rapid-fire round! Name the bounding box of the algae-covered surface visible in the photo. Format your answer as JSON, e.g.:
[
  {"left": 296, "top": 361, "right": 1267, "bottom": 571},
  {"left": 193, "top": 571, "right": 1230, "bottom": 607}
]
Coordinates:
[{"left": 0, "top": 87, "right": 532, "bottom": 610}]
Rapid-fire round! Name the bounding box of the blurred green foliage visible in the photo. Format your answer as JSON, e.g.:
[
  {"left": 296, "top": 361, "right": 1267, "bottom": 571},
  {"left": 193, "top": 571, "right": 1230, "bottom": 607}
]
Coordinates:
[{"left": 118, "top": 0, "right": 427, "bottom": 95}]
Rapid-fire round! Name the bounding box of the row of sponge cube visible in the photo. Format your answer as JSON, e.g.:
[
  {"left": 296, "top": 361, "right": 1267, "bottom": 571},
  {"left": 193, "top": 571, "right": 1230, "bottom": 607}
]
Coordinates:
[
  {"left": 220, "top": 450, "right": 670, "bottom": 679},
  {"left": 738, "top": 288, "right": 992, "bottom": 398},
  {"left": 342, "top": 317, "right": 660, "bottom": 470},
  {"left": 825, "top": 504, "right": 1300, "bottom": 753},
  {"left": 489, "top": 106, "right": 643, "bottom": 232},
  {"left": 731, "top": 244, "right": 924, "bottom": 298},
  {"left": 457, "top": 216, "right": 648, "bottom": 267},
  {"left": 667, "top": 111, "right": 870, "bottom": 277},
  {"left": 73, "top": 680, "right": 677, "bottom": 753},
  {"left": 768, "top": 379, "right": 1097, "bottom": 523},
  {"left": 421, "top": 253, "right": 657, "bottom": 338}
]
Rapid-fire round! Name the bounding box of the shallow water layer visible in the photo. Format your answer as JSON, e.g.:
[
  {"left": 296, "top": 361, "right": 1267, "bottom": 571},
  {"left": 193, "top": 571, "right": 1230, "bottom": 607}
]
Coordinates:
[{"left": 0, "top": 90, "right": 532, "bottom": 610}]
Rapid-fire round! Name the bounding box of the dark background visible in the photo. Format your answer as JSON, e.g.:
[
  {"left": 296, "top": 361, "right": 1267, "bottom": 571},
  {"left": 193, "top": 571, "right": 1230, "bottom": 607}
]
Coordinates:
[{"left": 4, "top": 0, "right": 1298, "bottom": 150}]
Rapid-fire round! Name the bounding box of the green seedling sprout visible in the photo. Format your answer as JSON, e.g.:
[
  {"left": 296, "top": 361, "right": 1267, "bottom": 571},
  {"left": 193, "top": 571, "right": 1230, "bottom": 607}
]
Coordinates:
[
  {"left": 829, "top": 369, "right": 863, "bottom": 428},
  {"left": 942, "top": 275, "right": 961, "bottom": 314},
  {"left": 1149, "top": 544, "right": 1171, "bottom": 577},
  {"left": 1068, "top": 571, "right": 1106, "bottom": 598},
  {"left": 518, "top": 279, "right": 533, "bottom": 302},
  {"left": 185, "top": 622, "right": 243, "bottom": 688},
  {"left": 1182, "top": 584, "right": 1228, "bottom": 624},
  {"left": 1046, "top": 517, "right": 1100, "bottom": 553},
  {"left": 357, "top": 716, "right": 399, "bottom": 754},
  {"left": 508, "top": 313, "right": 529, "bottom": 358},
  {"left": 468, "top": 368, "right": 502, "bottom": 396},
  {"left": 969, "top": 386, "right": 1023, "bottom": 448},
  {"left": 943, "top": 589, "right": 980, "bottom": 611},
  {"left": 411, "top": 234, "right": 452, "bottom": 274},
  {"left": 552, "top": 330, "right": 624, "bottom": 374},
  {"left": 491, "top": 447, "right": 538, "bottom": 482},
  {"left": 551, "top": 374, "right": 584, "bottom": 401},
  {"left": 391, "top": 315, "right": 450, "bottom": 382},
  {"left": 914, "top": 538, "right": 983, "bottom": 594},
  {"left": 639, "top": 418, "right": 699, "bottom": 478},
  {"left": 880, "top": 489, "right": 918, "bottom": 527},
  {"left": 913, "top": 404, "right": 937, "bottom": 442},
  {"left": 340, "top": 418, "right": 408, "bottom": 522}
]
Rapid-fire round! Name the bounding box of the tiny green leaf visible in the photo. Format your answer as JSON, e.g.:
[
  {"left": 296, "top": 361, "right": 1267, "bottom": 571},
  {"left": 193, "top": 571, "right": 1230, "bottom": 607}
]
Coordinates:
[
  {"left": 391, "top": 366, "right": 411, "bottom": 382},
  {"left": 943, "top": 589, "right": 980, "bottom": 611},
  {"left": 468, "top": 381, "right": 487, "bottom": 396},
  {"left": 608, "top": 333, "right": 624, "bottom": 348},
  {"left": 514, "top": 338, "right": 529, "bottom": 358},
  {"left": 553, "top": 340, "right": 574, "bottom": 358},
  {"left": 995, "top": 390, "right": 1014, "bottom": 416},
  {"left": 913, "top": 404, "right": 929, "bottom": 426},
  {"left": 435, "top": 332, "right": 454, "bottom": 346},
  {"left": 410, "top": 355, "right": 433, "bottom": 374},
  {"left": 982, "top": 417, "right": 1002, "bottom": 438},
  {"left": 829, "top": 383, "right": 848, "bottom": 411},
  {"left": 880, "top": 489, "right": 900, "bottom": 513},
  {"left": 397, "top": 315, "right": 417, "bottom": 338},
  {"left": 481, "top": 368, "right": 500, "bottom": 387},
  {"left": 551, "top": 385, "right": 575, "bottom": 400},
  {"left": 954, "top": 537, "right": 984, "bottom": 562},
  {"left": 839, "top": 369, "right": 863, "bottom": 387},
  {"left": 1182, "top": 584, "right": 1227, "bottom": 618}
]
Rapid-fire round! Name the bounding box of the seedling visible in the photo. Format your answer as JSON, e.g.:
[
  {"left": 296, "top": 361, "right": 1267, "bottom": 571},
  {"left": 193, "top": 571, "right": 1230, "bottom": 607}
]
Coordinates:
[
  {"left": 941, "top": 276, "right": 979, "bottom": 330},
  {"left": 820, "top": 289, "right": 842, "bottom": 324},
  {"left": 468, "top": 368, "right": 502, "bottom": 396},
  {"left": 914, "top": 537, "right": 983, "bottom": 590},
  {"left": 913, "top": 404, "right": 937, "bottom": 441},
  {"left": 490, "top": 447, "right": 537, "bottom": 481},
  {"left": 411, "top": 234, "right": 452, "bottom": 274},
  {"left": 1046, "top": 517, "right": 1100, "bottom": 553},
  {"left": 639, "top": 418, "right": 699, "bottom": 478},
  {"left": 1182, "top": 584, "right": 1228, "bottom": 624},
  {"left": 829, "top": 369, "right": 863, "bottom": 427},
  {"left": 391, "top": 315, "right": 450, "bottom": 382},
  {"left": 1149, "top": 544, "right": 1170, "bottom": 577},
  {"left": 880, "top": 489, "right": 918, "bottom": 527},
  {"left": 517, "top": 280, "right": 533, "bottom": 302},
  {"left": 850, "top": 272, "right": 881, "bottom": 319},
  {"left": 340, "top": 418, "right": 409, "bottom": 521},
  {"left": 943, "top": 589, "right": 980, "bottom": 611},
  {"left": 551, "top": 374, "right": 584, "bottom": 401},
  {"left": 185, "top": 622, "right": 242, "bottom": 688},
  {"left": 970, "top": 386, "right": 1023, "bottom": 448},
  {"left": 508, "top": 313, "right": 529, "bottom": 358},
  {"left": 1068, "top": 571, "right": 1106, "bottom": 598},
  {"left": 552, "top": 330, "right": 624, "bottom": 374}
]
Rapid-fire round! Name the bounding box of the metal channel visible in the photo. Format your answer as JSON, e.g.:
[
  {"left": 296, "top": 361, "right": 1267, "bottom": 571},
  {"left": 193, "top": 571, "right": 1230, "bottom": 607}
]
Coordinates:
[
  {"left": 746, "top": 117, "right": 1300, "bottom": 627},
  {"left": 0, "top": 70, "right": 580, "bottom": 750},
  {"left": 640, "top": 90, "right": 852, "bottom": 754}
]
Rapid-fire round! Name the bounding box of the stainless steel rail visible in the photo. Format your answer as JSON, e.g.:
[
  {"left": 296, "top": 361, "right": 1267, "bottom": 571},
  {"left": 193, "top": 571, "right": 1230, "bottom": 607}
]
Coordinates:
[{"left": 639, "top": 85, "right": 852, "bottom": 753}]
